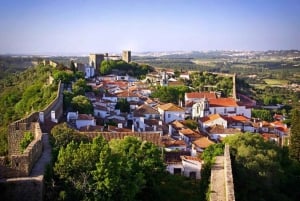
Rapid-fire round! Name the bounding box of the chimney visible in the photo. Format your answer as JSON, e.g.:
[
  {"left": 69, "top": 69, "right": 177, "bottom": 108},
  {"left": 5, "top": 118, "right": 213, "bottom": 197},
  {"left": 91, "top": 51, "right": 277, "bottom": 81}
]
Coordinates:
[{"left": 168, "top": 124, "right": 172, "bottom": 136}]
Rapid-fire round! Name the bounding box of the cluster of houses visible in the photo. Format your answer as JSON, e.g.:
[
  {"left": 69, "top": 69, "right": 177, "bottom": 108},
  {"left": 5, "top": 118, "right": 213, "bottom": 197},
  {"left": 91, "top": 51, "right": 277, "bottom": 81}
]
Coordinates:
[{"left": 64, "top": 61, "right": 289, "bottom": 180}]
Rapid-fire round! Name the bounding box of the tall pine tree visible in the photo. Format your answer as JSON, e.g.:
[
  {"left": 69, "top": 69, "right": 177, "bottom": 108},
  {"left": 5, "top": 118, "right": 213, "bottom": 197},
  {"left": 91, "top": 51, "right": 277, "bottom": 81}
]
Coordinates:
[{"left": 289, "top": 109, "right": 300, "bottom": 162}]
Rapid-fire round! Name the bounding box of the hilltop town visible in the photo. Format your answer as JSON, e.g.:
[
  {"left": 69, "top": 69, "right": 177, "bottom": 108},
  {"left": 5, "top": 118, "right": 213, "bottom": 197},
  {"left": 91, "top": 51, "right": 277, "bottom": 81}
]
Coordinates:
[{"left": 0, "top": 50, "right": 299, "bottom": 201}]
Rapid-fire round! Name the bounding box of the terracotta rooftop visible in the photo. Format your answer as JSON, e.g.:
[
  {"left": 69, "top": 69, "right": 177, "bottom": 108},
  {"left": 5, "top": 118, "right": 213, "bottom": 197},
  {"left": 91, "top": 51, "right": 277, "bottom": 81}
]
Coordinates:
[
  {"left": 161, "top": 136, "right": 187, "bottom": 147},
  {"left": 206, "top": 124, "right": 241, "bottom": 134},
  {"left": 225, "top": 115, "right": 249, "bottom": 123},
  {"left": 158, "top": 103, "right": 184, "bottom": 112},
  {"left": 116, "top": 91, "right": 138, "bottom": 97},
  {"left": 185, "top": 92, "right": 217, "bottom": 99},
  {"left": 193, "top": 137, "right": 215, "bottom": 149},
  {"left": 200, "top": 114, "right": 224, "bottom": 123},
  {"left": 179, "top": 128, "right": 202, "bottom": 139},
  {"left": 209, "top": 98, "right": 238, "bottom": 107},
  {"left": 170, "top": 120, "right": 185, "bottom": 130},
  {"left": 133, "top": 104, "right": 159, "bottom": 117}
]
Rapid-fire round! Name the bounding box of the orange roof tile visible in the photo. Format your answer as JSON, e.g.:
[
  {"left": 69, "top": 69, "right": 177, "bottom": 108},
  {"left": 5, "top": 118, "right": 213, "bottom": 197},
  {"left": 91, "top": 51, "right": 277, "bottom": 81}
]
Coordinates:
[
  {"left": 200, "top": 114, "right": 224, "bottom": 123},
  {"left": 209, "top": 98, "right": 238, "bottom": 107},
  {"left": 225, "top": 115, "right": 249, "bottom": 123},
  {"left": 158, "top": 103, "right": 184, "bottom": 112},
  {"left": 116, "top": 91, "right": 138, "bottom": 97},
  {"left": 133, "top": 104, "right": 159, "bottom": 117},
  {"left": 193, "top": 137, "right": 215, "bottom": 149}
]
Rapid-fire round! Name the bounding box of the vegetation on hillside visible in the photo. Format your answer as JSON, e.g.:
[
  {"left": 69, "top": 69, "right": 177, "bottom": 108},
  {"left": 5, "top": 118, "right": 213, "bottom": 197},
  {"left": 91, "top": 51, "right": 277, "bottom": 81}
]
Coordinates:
[
  {"left": 150, "top": 85, "right": 191, "bottom": 104},
  {"left": 289, "top": 109, "right": 300, "bottom": 162},
  {"left": 224, "top": 133, "right": 300, "bottom": 201},
  {"left": 0, "top": 64, "right": 59, "bottom": 155},
  {"left": 99, "top": 60, "right": 153, "bottom": 79},
  {"left": 46, "top": 124, "right": 166, "bottom": 201}
]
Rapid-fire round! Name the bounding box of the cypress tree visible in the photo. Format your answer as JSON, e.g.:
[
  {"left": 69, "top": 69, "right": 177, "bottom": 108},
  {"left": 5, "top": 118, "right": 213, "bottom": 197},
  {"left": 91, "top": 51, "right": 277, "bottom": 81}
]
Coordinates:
[{"left": 289, "top": 109, "right": 300, "bottom": 162}]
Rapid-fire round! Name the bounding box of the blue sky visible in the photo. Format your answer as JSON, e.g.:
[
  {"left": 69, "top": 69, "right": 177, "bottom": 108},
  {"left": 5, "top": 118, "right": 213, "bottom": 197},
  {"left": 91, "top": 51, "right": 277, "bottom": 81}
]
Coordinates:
[{"left": 0, "top": 0, "right": 299, "bottom": 55}]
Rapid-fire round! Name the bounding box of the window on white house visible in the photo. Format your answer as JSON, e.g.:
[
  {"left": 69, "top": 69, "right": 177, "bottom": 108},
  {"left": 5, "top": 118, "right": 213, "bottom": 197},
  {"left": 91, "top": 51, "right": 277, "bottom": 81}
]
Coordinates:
[
  {"left": 174, "top": 168, "right": 182, "bottom": 175},
  {"left": 168, "top": 114, "right": 171, "bottom": 118},
  {"left": 189, "top": 171, "right": 196, "bottom": 179}
]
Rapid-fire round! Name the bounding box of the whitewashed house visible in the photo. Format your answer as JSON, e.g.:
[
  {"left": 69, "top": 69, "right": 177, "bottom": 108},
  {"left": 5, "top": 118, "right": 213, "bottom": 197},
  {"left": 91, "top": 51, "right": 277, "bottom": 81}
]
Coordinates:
[{"left": 157, "top": 103, "right": 185, "bottom": 123}]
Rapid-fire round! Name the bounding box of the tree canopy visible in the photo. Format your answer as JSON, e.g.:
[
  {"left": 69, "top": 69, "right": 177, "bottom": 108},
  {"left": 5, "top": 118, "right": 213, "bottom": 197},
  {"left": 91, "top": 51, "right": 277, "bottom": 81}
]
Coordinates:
[
  {"left": 224, "top": 133, "right": 300, "bottom": 201},
  {"left": 71, "top": 95, "right": 93, "bottom": 114},
  {"left": 52, "top": 136, "right": 165, "bottom": 201}
]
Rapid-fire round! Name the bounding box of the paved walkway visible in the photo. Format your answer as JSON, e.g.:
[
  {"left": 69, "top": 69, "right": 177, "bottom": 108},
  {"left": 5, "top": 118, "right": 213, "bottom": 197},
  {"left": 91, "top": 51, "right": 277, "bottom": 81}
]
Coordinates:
[
  {"left": 30, "top": 133, "right": 51, "bottom": 177},
  {"left": 210, "top": 156, "right": 226, "bottom": 201}
]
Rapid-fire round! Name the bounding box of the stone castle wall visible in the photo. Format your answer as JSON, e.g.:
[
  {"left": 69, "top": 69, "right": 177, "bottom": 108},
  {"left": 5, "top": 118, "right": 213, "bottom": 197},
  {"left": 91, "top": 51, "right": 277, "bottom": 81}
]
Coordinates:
[
  {"left": 1, "top": 81, "right": 63, "bottom": 178},
  {"left": 224, "top": 144, "right": 235, "bottom": 201},
  {"left": 210, "top": 144, "right": 235, "bottom": 201}
]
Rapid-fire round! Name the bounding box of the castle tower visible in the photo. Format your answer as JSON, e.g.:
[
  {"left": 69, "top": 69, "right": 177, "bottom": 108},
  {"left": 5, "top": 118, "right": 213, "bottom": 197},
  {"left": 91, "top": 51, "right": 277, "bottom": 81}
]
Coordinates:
[
  {"left": 122, "top": 50, "right": 131, "bottom": 63},
  {"left": 89, "top": 54, "right": 104, "bottom": 74}
]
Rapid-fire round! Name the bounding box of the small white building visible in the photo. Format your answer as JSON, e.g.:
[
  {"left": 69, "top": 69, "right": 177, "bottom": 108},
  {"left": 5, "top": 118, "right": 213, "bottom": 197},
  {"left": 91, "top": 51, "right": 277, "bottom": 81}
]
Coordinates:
[
  {"left": 67, "top": 112, "right": 96, "bottom": 129},
  {"left": 199, "top": 114, "right": 228, "bottom": 129},
  {"left": 94, "top": 105, "right": 109, "bottom": 118},
  {"left": 181, "top": 156, "right": 202, "bottom": 179},
  {"left": 157, "top": 103, "right": 185, "bottom": 124}
]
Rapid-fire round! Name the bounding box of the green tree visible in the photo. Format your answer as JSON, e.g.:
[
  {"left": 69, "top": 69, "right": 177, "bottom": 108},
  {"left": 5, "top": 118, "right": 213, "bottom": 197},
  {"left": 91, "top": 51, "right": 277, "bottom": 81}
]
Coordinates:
[
  {"left": 72, "top": 78, "right": 88, "bottom": 96},
  {"left": 183, "top": 119, "right": 198, "bottom": 130},
  {"left": 109, "top": 136, "right": 165, "bottom": 201},
  {"left": 100, "top": 60, "right": 113, "bottom": 75},
  {"left": 53, "top": 71, "right": 74, "bottom": 83},
  {"left": 71, "top": 95, "right": 93, "bottom": 114},
  {"left": 54, "top": 136, "right": 113, "bottom": 200},
  {"left": 252, "top": 109, "right": 273, "bottom": 121},
  {"left": 51, "top": 123, "right": 88, "bottom": 149},
  {"left": 115, "top": 98, "right": 130, "bottom": 113},
  {"left": 289, "top": 109, "right": 300, "bottom": 162},
  {"left": 223, "top": 133, "right": 293, "bottom": 201}
]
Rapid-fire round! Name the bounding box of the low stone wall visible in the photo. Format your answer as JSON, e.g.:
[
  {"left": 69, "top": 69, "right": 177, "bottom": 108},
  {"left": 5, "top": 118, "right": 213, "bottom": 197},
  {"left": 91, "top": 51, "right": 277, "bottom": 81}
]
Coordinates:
[
  {"left": 224, "top": 144, "right": 235, "bottom": 201},
  {"left": 0, "top": 176, "right": 44, "bottom": 201},
  {"left": 1, "top": 123, "right": 43, "bottom": 178},
  {"left": 41, "top": 81, "right": 64, "bottom": 120},
  {"left": 2, "top": 81, "right": 63, "bottom": 178}
]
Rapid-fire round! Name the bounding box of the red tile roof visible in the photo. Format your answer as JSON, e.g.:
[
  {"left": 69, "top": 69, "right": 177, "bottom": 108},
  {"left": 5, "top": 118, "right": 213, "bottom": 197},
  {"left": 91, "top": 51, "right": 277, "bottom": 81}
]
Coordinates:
[
  {"left": 133, "top": 104, "right": 159, "bottom": 117},
  {"left": 193, "top": 137, "right": 215, "bottom": 149},
  {"left": 225, "top": 115, "right": 249, "bottom": 123},
  {"left": 209, "top": 98, "right": 238, "bottom": 107},
  {"left": 200, "top": 114, "right": 224, "bottom": 123},
  {"left": 158, "top": 103, "right": 184, "bottom": 112}
]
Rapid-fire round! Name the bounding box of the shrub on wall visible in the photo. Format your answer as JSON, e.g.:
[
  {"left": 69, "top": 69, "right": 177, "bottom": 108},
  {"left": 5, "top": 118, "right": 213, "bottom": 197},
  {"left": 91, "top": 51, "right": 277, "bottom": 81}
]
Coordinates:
[{"left": 20, "top": 131, "right": 34, "bottom": 153}]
